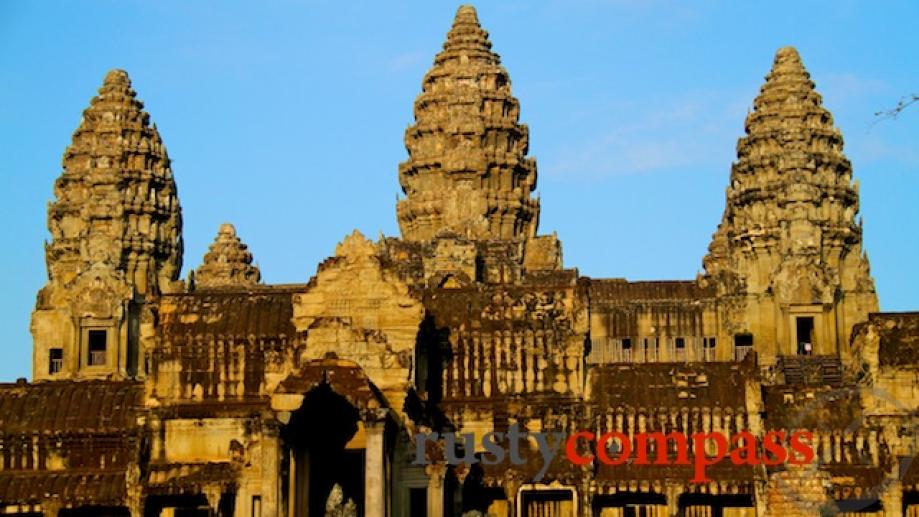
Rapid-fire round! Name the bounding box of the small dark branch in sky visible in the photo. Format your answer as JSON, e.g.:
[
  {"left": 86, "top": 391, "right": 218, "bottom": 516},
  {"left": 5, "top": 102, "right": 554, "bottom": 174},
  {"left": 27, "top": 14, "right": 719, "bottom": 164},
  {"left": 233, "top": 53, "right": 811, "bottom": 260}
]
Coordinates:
[{"left": 874, "top": 93, "right": 918, "bottom": 122}]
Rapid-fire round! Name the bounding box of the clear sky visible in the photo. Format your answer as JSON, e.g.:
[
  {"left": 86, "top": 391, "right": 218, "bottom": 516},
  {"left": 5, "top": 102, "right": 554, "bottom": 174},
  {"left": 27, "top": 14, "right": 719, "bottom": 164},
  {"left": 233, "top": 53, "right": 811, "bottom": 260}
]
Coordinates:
[{"left": 0, "top": 1, "right": 916, "bottom": 381}]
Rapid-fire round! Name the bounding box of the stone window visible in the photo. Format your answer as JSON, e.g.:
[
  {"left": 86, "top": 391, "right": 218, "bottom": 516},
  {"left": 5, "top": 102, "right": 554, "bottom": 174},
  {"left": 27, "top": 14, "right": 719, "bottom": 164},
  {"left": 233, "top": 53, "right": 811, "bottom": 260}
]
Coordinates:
[
  {"left": 521, "top": 489, "right": 575, "bottom": 517},
  {"left": 674, "top": 337, "right": 686, "bottom": 361},
  {"left": 644, "top": 337, "right": 659, "bottom": 362},
  {"left": 734, "top": 334, "right": 753, "bottom": 361},
  {"left": 251, "top": 496, "right": 261, "bottom": 517},
  {"left": 88, "top": 329, "right": 107, "bottom": 366},
  {"left": 621, "top": 338, "right": 632, "bottom": 362},
  {"left": 49, "top": 348, "right": 63, "bottom": 374},
  {"left": 703, "top": 337, "right": 716, "bottom": 361}
]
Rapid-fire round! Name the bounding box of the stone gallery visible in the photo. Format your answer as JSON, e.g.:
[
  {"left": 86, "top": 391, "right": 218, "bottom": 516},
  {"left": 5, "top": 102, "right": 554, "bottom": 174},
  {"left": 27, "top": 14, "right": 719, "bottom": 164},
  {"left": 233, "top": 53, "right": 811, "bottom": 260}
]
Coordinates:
[{"left": 1, "top": 5, "right": 917, "bottom": 517}]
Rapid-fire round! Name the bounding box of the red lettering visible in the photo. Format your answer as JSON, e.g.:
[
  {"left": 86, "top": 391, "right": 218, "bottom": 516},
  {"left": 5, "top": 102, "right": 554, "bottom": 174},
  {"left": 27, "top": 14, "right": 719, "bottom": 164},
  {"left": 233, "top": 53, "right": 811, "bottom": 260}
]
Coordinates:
[
  {"left": 565, "top": 431, "right": 595, "bottom": 466},
  {"left": 691, "top": 432, "right": 728, "bottom": 483},
  {"left": 728, "top": 431, "right": 760, "bottom": 465},
  {"left": 635, "top": 432, "right": 689, "bottom": 465},
  {"left": 789, "top": 431, "right": 815, "bottom": 465},
  {"left": 596, "top": 431, "right": 631, "bottom": 466},
  {"left": 761, "top": 430, "right": 787, "bottom": 466}
]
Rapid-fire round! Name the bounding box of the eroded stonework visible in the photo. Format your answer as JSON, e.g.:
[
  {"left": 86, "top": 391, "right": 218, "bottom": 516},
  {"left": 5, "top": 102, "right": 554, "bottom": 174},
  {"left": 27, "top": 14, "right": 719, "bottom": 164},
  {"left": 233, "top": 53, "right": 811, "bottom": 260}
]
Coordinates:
[
  {"left": 3, "top": 5, "right": 918, "bottom": 517},
  {"left": 193, "top": 224, "right": 261, "bottom": 289},
  {"left": 397, "top": 5, "right": 539, "bottom": 242},
  {"left": 31, "top": 69, "right": 183, "bottom": 381},
  {"left": 701, "top": 47, "right": 878, "bottom": 365}
]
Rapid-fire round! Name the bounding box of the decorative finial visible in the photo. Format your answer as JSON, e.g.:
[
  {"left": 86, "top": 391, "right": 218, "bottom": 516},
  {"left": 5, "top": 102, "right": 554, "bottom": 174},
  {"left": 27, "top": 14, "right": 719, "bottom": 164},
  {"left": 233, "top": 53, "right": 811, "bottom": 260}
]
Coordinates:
[
  {"left": 103, "top": 69, "right": 131, "bottom": 86},
  {"left": 454, "top": 5, "right": 480, "bottom": 25}
]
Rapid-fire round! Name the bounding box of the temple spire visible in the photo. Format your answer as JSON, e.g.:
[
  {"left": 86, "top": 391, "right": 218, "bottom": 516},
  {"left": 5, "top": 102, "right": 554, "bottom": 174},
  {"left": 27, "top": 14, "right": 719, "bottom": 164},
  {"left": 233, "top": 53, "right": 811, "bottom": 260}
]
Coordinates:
[
  {"left": 702, "top": 46, "right": 875, "bottom": 318},
  {"left": 193, "top": 223, "right": 261, "bottom": 289},
  {"left": 45, "top": 68, "right": 183, "bottom": 295},
  {"left": 708, "top": 46, "right": 859, "bottom": 265},
  {"left": 33, "top": 68, "right": 183, "bottom": 380},
  {"left": 396, "top": 5, "right": 539, "bottom": 242}
]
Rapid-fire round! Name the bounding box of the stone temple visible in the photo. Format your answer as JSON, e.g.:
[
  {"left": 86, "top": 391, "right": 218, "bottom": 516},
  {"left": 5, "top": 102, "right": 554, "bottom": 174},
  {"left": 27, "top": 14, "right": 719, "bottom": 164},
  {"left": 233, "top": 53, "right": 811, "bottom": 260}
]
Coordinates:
[{"left": 1, "top": 5, "right": 917, "bottom": 517}]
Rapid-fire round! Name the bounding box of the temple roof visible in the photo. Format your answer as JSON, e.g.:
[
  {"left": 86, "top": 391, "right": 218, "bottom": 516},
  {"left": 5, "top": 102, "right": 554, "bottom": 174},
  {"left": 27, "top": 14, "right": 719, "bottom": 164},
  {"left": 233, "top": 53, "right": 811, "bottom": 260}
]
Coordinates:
[
  {"left": 587, "top": 362, "right": 752, "bottom": 409},
  {"left": 0, "top": 381, "right": 142, "bottom": 508},
  {"left": 0, "top": 380, "right": 142, "bottom": 435},
  {"left": 588, "top": 279, "right": 715, "bottom": 304},
  {"left": 0, "top": 471, "right": 127, "bottom": 507},
  {"left": 157, "top": 288, "right": 299, "bottom": 340}
]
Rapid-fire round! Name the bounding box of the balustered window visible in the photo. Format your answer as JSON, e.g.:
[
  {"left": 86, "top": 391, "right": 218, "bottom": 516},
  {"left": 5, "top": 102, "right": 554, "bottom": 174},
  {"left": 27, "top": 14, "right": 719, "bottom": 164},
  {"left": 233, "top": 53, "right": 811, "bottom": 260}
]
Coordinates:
[
  {"left": 49, "top": 348, "right": 63, "bottom": 374},
  {"left": 88, "top": 329, "right": 107, "bottom": 366}
]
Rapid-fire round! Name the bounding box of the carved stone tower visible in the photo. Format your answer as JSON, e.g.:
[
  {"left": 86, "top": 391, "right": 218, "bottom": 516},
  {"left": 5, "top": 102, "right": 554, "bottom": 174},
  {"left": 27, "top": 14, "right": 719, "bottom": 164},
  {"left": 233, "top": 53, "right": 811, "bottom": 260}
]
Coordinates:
[
  {"left": 702, "top": 48, "right": 878, "bottom": 363},
  {"left": 31, "top": 69, "right": 183, "bottom": 380},
  {"left": 192, "top": 223, "right": 261, "bottom": 289},
  {"left": 396, "top": 5, "right": 540, "bottom": 243}
]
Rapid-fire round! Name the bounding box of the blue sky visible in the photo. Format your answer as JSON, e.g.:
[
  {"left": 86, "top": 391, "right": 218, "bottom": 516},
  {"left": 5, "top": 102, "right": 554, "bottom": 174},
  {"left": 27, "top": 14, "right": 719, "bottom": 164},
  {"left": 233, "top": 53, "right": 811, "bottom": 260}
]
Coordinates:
[{"left": 0, "top": 1, "right": 916, "bottom": 381}]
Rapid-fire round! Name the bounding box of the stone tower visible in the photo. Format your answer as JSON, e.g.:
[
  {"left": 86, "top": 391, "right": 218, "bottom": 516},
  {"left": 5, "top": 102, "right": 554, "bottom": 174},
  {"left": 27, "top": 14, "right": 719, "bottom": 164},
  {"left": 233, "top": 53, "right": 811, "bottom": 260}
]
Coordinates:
[
  {"left": 31, "top": 69, "right": 183, "bottom": 380},
  {"left": 396, "top": 5, "right": 540, "bottom": 242},
  {"left": 702, "top": 47, "right": 877, "bottom": 363},
  {"left": 192, "top": 223, "right": 261, "bottom": 289}
]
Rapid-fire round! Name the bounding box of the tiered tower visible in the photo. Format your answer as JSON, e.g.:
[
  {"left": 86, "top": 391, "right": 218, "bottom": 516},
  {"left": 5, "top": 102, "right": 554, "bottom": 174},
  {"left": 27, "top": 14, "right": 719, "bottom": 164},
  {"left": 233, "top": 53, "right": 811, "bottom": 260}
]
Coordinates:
[
  {"left": 396, "top": 5, "right": 539, "bottom": 242},
  {"left": 192, "top": 223, "right": 261, "bottom": 289},
  {"left": 703, "top": 47, "right": 877, "bottom": 362},
  {"left": 32, "top": 69, "right": 183, "bottom": 380}
]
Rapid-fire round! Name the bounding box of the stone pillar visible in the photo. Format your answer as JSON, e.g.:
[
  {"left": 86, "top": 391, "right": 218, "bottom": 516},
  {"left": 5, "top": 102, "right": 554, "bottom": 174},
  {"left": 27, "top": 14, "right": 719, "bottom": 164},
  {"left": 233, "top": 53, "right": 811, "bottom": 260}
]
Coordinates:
[
  {"left": 261, "top": 421, "right": 281, "bottom": 517},
  {"left": 128, "top": 497, "right": 144, "bottom": 517},
  {"left": 579, "top": 470, "right": 594, "bottom": 517},
  {"left": 503, "top": 471, "right": 523, "bottom": 517},
  {"left": 754, "top": 479, "right": 768, "bottom": 517},
  {"left": 665, "top": 483, "right": 682, "bottom": 517},
  {"left": 203, "top": 486, "right": 221, "bottom": 516},
  {"left": 42, "top": 500, "right": 61, "bottom": 517},
  {"left": 365, "top": 416, "right": 387, "bottom": 517},
  {"left": 426, "top": 463, "right": 447, "bottom": 517},
  {"left": 881, "top": 479, "right": 902, "bottom": 517}
]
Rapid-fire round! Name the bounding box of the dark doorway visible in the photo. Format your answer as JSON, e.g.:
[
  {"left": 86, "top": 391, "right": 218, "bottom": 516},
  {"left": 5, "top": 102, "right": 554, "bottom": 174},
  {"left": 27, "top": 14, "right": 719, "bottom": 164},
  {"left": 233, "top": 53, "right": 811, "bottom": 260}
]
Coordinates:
[
  {"left": 409, "top": 487, "right": 427, "bottom": 517},
  {"left": 796, "top": 317, "right": 815, "bottom": 355},
  {"left": 283, "top": 383, "right": 362, "bottom": 517}
]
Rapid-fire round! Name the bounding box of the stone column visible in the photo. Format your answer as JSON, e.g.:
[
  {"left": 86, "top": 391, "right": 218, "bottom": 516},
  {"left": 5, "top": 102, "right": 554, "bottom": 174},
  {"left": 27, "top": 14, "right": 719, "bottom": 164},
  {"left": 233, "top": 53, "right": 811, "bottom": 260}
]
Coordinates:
[
  {"left": 881, "top": 479, "right": 902, "bottom": 517},
  {"left": 754, "top": 479, "right": 768, "bottom": 517},
  {"left": 503, "top": 471, "right": 523, "bottom": 517},
  {"left": 365, "top": 415, "right": 387, "bottom": 517},
  {"left": 426, "top": 463, "right": 447, "bottom": 517},
  {"left": 42, "top": 500, "right": 61, "bottom": 517},
  {"left": 665, "top": 483, "right": 682, "bottom": 517},
  {"left": 261, "top": 421, "right": 281, "bottom": 517},
  {"left": 203, "top": 486, "right": 221, "bottom": 516}
]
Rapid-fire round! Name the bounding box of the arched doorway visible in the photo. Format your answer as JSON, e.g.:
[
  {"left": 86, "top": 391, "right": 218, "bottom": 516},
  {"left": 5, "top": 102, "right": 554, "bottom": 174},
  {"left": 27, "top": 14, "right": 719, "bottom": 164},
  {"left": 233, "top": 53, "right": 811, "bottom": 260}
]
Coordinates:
[{"left": 282, "top": 383, "right": 362, "bottom": 517}]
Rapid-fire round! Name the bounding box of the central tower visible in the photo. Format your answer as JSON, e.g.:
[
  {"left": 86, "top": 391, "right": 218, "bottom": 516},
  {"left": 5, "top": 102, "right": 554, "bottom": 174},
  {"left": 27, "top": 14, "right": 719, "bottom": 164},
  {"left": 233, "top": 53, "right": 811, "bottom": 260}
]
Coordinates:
[{"left": 396, "top": 5, "right": 539, "bottom": 242}]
